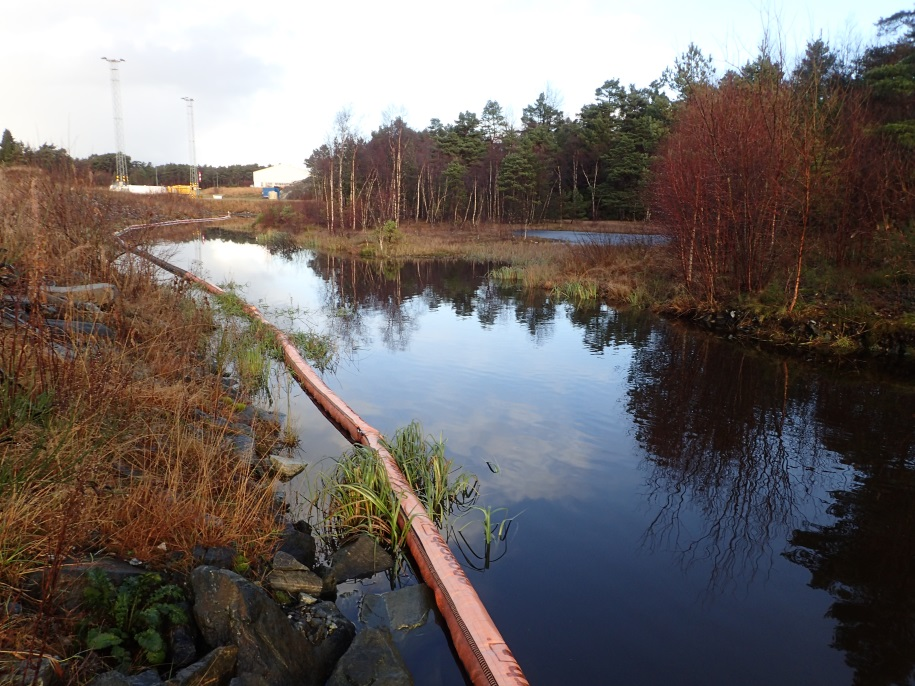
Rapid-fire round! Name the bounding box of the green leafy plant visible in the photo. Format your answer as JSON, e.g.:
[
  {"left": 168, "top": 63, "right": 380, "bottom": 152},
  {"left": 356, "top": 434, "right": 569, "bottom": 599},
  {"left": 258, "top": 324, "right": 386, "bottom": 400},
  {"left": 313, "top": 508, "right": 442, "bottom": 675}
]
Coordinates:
[{"left": 81, "top": 569, "right": 188, "bottom": 669}]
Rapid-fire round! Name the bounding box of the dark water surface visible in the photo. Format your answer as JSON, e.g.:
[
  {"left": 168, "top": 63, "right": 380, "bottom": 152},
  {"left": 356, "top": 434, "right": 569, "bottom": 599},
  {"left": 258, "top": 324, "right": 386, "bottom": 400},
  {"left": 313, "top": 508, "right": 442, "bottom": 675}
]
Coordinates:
[
  {"left": 513, "top": 228, "right": 667, "bottom": 245},
  {"left": 158, "top": 237, "right": 915, "bottom": 686}
]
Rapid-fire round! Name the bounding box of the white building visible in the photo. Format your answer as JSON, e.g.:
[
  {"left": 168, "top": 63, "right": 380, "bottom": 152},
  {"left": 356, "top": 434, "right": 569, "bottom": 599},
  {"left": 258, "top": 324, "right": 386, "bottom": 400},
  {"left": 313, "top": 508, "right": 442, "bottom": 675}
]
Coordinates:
[
  {"left": 109, "top": 184, "right": 167, "bottom": 194},
  {"left": 252, "top": 163, "right": 309, "bottom": 188}
]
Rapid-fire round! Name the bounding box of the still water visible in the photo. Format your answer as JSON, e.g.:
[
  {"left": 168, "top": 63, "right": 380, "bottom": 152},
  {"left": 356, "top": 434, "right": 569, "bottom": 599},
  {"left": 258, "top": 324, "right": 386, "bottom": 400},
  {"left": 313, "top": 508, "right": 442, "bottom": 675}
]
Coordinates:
[
  {"left": 158, "top": 236, "right": 915, "bottom": 686},
  {"left": 514, "top": 229, "right": 667, "bottom": 245}
]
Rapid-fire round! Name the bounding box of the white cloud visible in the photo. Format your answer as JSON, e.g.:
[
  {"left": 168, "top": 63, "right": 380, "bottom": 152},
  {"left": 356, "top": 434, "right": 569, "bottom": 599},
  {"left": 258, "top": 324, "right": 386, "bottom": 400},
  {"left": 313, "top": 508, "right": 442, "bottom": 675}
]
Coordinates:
[{"left": 0, "top": 0, "right": 899, "bottom": 167}]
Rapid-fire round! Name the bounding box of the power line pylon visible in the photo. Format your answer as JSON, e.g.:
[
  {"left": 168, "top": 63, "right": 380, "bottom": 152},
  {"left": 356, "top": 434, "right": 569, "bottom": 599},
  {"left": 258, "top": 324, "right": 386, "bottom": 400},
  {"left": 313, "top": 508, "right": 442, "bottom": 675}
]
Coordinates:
[
  {"left": 101, "top": 57, "right": 129, "bottom": 188},
  {"left": 181, "top": 97, "right": 198, "bottom": 193}
]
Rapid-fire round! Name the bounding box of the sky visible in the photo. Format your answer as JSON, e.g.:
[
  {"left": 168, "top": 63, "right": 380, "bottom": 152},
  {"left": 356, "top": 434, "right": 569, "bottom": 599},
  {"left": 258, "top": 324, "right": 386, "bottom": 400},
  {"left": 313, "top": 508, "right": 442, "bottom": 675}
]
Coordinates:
[{"left": 0, "top": 0, "right": 905, "bottom": 169}]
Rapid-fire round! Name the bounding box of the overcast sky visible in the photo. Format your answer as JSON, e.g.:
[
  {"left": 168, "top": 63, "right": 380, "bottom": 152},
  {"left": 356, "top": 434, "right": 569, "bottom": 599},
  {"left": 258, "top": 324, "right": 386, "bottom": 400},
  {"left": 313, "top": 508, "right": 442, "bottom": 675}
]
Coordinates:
[{"left": 0, "top": 0, "right": 902, "bottom": 169}]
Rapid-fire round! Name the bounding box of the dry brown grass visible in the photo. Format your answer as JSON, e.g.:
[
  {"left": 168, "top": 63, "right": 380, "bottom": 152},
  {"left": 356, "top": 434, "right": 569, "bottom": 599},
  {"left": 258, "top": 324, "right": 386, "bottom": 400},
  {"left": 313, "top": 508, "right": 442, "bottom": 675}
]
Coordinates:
[{"left": 0, "top": 169, "right": 284, "bottom": 675}]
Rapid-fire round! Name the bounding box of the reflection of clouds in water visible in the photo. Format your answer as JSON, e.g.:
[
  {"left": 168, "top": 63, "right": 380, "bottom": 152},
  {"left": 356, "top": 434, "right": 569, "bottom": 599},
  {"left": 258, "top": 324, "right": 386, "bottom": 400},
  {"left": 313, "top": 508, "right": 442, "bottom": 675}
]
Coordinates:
[{"left": 433, "top": 399, "right": 638, "bottom": 505}]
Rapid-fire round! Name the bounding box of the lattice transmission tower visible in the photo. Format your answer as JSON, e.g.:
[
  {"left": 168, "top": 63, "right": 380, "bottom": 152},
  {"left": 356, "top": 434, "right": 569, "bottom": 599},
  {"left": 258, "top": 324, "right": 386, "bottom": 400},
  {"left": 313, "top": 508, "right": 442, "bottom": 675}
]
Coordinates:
[
  {"left": 181, "top": 97, "right": 198, "bottom": 192},
  {"left": 101, "top": 57, "right": 129, "bottom": 188}
]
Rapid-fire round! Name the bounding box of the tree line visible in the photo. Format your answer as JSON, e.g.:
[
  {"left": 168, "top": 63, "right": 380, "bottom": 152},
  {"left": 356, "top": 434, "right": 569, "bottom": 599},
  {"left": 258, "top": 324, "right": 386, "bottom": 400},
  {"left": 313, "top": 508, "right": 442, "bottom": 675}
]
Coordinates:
[
  {"left": 0, "top": 133, "right": 261, "bottom": 189},
  {"left": 304, "top": 81, "right": 672, "bottom": 232},
  {"left": 301, "top": 8, "right": 913, "bottom": 311},
  {"left": 653, "top": 10, "right": 915, "bottom": 308},
  {"left": 301, "top": 9, "right": 913, "bottom": 253}
]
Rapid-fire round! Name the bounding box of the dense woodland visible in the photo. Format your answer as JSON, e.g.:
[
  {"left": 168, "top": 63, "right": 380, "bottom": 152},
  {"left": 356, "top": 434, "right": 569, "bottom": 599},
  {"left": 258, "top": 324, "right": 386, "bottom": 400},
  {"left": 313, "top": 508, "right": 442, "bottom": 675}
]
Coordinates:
[{"left": 1, "top": 9, "right": 913, "bottom": 311}]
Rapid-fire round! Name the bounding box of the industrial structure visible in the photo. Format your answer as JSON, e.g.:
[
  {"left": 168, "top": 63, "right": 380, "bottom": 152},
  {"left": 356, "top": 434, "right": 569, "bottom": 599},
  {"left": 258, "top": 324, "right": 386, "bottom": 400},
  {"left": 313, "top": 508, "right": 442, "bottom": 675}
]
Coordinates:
[
  {"left": 181, "top": 97, "right": 199, "bottom": 194},
  {"left": 101, "top": 57, "right": 129, "bottom": 189}
]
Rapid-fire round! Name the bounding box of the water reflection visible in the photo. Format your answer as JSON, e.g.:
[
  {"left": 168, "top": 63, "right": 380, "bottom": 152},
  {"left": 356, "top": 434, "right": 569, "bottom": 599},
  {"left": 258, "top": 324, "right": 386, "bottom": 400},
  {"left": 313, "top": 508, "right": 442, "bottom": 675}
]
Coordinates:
[
  {"left": 155, "top": 235, "right": 915, "bottom": 685},
  {"left": 627, "top": 325, "right": 831, "bottom": 593},
  {"left": 785, "top": 382, "right": 915, "bottom": 686},
  {"left": 307, "top": 254, "right": 495, "bottom": 351},
  {"left": 303, "top": 252, "right": 653, "bottom": 353},
  {"left": 514, "top": 229, "right": 667, "bottom": 245}
]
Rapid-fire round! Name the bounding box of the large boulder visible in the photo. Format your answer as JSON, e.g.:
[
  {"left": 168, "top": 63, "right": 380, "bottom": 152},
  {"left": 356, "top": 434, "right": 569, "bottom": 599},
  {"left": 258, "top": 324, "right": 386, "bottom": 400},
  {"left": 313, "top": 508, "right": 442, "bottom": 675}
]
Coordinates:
[
  {"left": 326, "top": 536, "right": 393, "bottom": 586},
  {"left": 325, "top": 628, "right": 412, "bottom": 686},
  {"left": 164, "top": 645, "right": 238, "bottom": 686},
  {"left": 359, "top": 584, "right": 434, "bottom": 635},
  {"left": 275, "top": 521, "right": 316, "bottom": 569},
  {"left": 190, "top": 566, "right": 353, "bottom": 686}
]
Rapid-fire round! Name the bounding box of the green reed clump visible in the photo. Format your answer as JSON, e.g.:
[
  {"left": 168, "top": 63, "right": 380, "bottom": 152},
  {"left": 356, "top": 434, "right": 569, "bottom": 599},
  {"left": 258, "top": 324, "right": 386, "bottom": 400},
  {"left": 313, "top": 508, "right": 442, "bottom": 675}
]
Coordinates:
[
  {"left": 315, "top": 421, "right": 476, "bottom": 561},
  {"left": 381, "top": 421, "right": 476, "bottom": 525},
  {"left": 552, "top": 279, "right": 599, "bottom": 303},
  {"left": 489, "top": 266, "right": 525, "bottom": 283},
  {"left": 315, "top": 444, "right": 412, "bottom": 556}
]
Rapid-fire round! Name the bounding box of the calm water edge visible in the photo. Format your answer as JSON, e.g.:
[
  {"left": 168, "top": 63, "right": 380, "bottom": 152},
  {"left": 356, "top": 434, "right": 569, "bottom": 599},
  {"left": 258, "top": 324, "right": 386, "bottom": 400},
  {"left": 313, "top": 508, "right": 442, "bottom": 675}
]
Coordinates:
[{"left": 158, "top": 236, "right": 915, "bottom": 686}]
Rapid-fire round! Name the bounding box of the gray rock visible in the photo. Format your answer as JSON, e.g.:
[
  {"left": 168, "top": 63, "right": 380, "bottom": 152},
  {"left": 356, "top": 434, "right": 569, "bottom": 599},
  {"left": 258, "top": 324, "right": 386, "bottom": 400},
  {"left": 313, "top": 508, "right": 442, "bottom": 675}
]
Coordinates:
[
  {"left": 191, "top": 566, "right": 354, "bottom": 686},
  {"left": 168, "top": 618, "right": 199, "bottom": 669},
  {"left": 44, "top": 283, "right": 119, "bottom": 307},
  {"left": 267, "top": 454, "right": 306, "bottom": 481},
  {"left": 358, "top": 594, "right": 389, "bottom": 631},
  {"left": 45, "top": 319, "right": 115, "bottom": 339},
  {"left": 358, "top": 585, "right": 433, "bottom": 635},
  {"left": 328, "top": 536, "right": 393, "bottom": 584},
  {"left": 25, "top": 558, "right": 147, "bottom": 610},
  {"left": 192, "top": 546, "right": 237, "bottom": 570},
  {"left": 234, "top": 405, "right": 284, "bottom": 427},
  {"left": 88, "top": 670, "right": 161, "bottom": 686},
  {"left": 276, "top": 523, "right": 316, "bottom": 569},
  {"left": 225, "top": 434, "right": 256, "bottom": 464},
  {"left": 227, "top": 676, "right": 269, "bottom": 686},
  {"left": 286, "top": 599, "right": 356, "bottom": 664},
  {"left": 4, "top": 657, "right": 63, "bottom": 686},
  {"left": 383, "top": 584, "right": 434, "bottom": 634},
  {"left": 130, "top": 670, "right": 164, "bottom": 686},
  {"left": 326, "top": 628, "right": 412, "bottom": 686},
  {"left": 164, "top": 645, "right": 237, "bottom": 686},
  {"left": 265, "top": 567, "right": 323, "bottom": 596},
  {"left": 272, "top": 550, "right": 306, "bottom": 571},
  {"left": 88, "top": 670, "right": 132, "bottom": 685}
]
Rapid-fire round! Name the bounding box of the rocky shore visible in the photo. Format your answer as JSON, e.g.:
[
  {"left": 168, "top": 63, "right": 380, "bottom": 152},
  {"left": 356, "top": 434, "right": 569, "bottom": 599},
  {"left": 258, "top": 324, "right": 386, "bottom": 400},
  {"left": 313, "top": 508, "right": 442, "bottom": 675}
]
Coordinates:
[{"left": 1, "top": 276, "right": 427, "bottom": 686}]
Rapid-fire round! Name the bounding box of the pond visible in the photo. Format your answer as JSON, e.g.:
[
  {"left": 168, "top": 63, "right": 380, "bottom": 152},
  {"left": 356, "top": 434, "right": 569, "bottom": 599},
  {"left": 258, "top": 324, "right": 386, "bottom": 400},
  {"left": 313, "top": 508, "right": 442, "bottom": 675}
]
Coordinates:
[
  {"left": 157, "top": 235, "right": 915, "bottom": 686},
  {"left": 512, "top": 228, "right": 667, "bottom": 244}
]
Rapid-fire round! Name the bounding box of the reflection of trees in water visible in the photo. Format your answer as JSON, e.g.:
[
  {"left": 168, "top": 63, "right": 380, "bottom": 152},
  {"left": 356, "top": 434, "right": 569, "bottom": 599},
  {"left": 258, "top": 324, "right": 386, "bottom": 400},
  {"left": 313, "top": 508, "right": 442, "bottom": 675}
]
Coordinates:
[
  {"left": 630, "top": 320, "right": 915, "bottom": 681},
  {"left": 784, "top": 380, "right": 915, "bottom": 686},
  {"left": 566, "top": 302, "right": 655, "bottom": 354},
  {"left": 512, "top": 291, "right": 556, "bottom": 345},
  {"left": 628, "top": 325, "right": 825, "bottom": 593},
  {"left": 305, "top": 253, "right": 655, "bottom": 354},
  {"left": 307, "top": 254, "right": 492, "bottom": 351}
]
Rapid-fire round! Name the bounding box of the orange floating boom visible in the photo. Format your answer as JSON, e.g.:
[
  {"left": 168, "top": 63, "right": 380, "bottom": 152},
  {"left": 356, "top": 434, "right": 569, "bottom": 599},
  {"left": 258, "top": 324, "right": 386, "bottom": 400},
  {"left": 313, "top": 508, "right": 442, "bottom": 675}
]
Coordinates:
[{"left": 117, "top": 219, "right": 529, "bottom": 686}]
